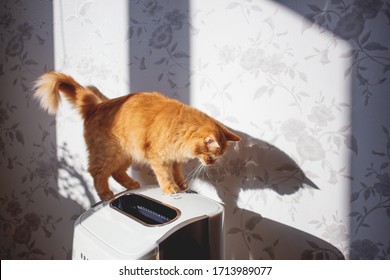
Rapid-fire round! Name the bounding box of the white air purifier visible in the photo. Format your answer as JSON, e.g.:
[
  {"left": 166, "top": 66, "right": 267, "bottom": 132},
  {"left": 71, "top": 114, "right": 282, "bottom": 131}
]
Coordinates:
[{"left": 72, "top": 185, "right": 224, "bottom": 260}]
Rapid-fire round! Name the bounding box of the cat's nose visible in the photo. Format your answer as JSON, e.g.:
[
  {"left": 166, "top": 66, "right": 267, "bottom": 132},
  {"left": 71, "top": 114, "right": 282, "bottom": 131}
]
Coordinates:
[{"left": 205, "top": 156, "right": 216, "bottom": 165}]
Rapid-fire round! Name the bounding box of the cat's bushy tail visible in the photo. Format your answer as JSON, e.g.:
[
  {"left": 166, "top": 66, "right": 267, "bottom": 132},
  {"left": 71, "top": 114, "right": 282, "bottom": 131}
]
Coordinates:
[{"left": 33, "top": 71, "right": 108, "bottom": 116}]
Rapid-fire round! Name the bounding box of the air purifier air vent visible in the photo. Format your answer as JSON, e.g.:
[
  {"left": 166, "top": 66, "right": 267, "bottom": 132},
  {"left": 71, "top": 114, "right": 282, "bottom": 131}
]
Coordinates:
[{"left": 110, "top": 193, "right": 180, "bottom": 226}]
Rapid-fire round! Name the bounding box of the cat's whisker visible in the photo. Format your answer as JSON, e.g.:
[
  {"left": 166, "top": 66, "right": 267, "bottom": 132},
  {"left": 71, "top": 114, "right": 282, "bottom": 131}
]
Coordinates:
[
  {"left": 194, "top": 164, "right": 203, "bottom": 180},
  {"left": 195, "top": 164, "right": 205, "bottom": 182},
  {"left": 185, "top": 165, "right": 197, "bottom": 181},
  {"left": 198, "top": 165, "right": 204, "bottom": 181},
  {"left": 220, "top": 157, "right": 227, "bottom": 165},
  {"left": 185, "top": 162, "right": 203, "bottom": 185},
  {"left": 196, "top": 164, "right": 204, "bottom": 179},
  {"left": 201, "top": 165, "right": 209, "bottom": 181},
  {"left": 205, "top": 165, "right": 215, "bottom": 181},
  {"left": 205, "top": 166, "right": 212, "bottom": 180}
]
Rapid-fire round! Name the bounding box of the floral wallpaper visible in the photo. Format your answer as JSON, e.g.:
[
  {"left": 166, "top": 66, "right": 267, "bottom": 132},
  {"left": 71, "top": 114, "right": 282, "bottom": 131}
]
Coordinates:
[
  {"left": 1, "top": 0, "right": 389, "bottom": 260},
  {"left": 128, "top": 0, "right": 190, "bottom": 104},
  {"left": 0, "top": 0, "right": 76, "bottom": 259}
]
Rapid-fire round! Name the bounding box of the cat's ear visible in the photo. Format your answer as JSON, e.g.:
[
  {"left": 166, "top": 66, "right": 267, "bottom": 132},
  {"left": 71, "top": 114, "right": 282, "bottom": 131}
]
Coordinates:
[
  {"left": 205, "top": 136, "right": 220, "bottom": 149},
  {"left": 225, "top": 129, "right": 240, "bottom": 142}
]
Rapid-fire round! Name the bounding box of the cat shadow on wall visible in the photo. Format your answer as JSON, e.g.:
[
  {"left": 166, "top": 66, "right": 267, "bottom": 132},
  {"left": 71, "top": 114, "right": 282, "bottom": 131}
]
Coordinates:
[{"left": 184, "top": 130, "right": 345, "bottom": 260}]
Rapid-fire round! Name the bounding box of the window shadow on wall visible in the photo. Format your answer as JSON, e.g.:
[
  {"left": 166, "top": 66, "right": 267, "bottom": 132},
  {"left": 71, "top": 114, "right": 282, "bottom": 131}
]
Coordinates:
[
  {"left": 128, "top": 0, "right": 190, "bottom": 105},
  {"left": 274, "top": 0, "right": 390, "bottom": 260},
  {"left": 0, "top": 0, "right": 87, "bottom": 259}
]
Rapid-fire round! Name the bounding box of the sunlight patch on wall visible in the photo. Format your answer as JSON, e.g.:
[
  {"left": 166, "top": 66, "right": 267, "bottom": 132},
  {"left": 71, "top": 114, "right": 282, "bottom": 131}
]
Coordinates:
[
  {"left": 189, "top": 0, "right": 352, "bottom": 257},
  {"left": 53, "top": 0, "right": 130, "bottom": 208}
]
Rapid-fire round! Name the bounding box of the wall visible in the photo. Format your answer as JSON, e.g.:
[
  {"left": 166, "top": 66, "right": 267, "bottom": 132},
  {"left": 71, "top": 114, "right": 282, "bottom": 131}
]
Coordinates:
[
  {"left": 0, "top": 0, "right": 389, "bottom": 260},
  {"left": 0, "top": 0, "right": 75, "bottom": 259},
  {"left": 189, "top": 0, "right": 352, "bottom": 259}
]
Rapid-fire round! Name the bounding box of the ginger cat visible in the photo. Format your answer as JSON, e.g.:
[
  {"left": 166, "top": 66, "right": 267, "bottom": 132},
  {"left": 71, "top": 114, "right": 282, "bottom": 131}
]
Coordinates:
[{"left": 34, "top": 71, "right": 240, "bottom": 201}]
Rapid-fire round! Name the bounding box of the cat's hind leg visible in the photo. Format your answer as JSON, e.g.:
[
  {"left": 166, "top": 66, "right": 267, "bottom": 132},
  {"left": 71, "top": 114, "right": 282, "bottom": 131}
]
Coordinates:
[
  {"left": 92, "top": 171, "right": 114, "bottom": 201},
  {"left": 112, "top": 170, "right": 140, "bottom": 190}
]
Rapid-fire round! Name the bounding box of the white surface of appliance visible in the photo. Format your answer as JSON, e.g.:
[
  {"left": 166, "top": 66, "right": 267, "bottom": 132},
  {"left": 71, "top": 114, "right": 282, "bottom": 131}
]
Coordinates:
[{"left": 72, "top": 185, "right": 224, "bottom": 260}]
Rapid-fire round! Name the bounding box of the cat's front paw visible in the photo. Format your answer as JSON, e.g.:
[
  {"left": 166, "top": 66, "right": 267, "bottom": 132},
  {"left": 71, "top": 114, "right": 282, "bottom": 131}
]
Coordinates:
[
  {"left": 161, "top": 183, "right": 181, "bottom": 194},
  {"left": 178, "top": 181, "right": 188, "bottom": 191},
  {"left": 98, "top": 190, "right": 114, "bottom": 201}
]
